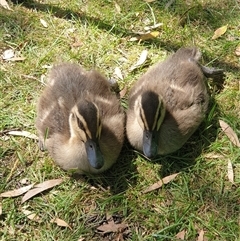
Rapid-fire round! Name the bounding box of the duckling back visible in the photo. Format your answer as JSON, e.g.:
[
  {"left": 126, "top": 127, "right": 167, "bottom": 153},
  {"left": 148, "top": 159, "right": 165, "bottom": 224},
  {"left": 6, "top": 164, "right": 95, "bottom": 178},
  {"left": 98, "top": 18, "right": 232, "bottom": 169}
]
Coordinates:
[
  {"left": 36, "top": 63, "right": 125, "bottom": 174},
  {"left": 127, "top": 47, "right": 222, "bottom": 156}
]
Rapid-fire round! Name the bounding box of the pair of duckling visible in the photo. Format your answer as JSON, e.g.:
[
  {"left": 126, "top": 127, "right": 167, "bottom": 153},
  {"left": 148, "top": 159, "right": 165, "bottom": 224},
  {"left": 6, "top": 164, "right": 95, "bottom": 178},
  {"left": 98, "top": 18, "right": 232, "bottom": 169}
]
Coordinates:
[{"left": 36, "top": 47, "right": 223, "bottom": 174}]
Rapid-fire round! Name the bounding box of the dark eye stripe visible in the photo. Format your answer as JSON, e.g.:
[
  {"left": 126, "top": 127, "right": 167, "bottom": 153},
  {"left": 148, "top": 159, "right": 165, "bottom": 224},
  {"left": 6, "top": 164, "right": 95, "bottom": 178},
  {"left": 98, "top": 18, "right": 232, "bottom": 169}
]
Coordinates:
[{"left": 77, "top": 117, "right": 86, "bottom": 133}]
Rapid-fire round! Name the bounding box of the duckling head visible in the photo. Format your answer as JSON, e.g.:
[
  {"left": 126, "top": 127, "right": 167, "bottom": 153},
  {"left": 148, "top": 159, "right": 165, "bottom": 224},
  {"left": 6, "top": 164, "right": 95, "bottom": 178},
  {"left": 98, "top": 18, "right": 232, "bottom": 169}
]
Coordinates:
[
  {"left": 69, "top": 100, "right": 104, "bottom": 170},
  {"left": 134, "top": 90, "right": 166, "bottom": 158}
]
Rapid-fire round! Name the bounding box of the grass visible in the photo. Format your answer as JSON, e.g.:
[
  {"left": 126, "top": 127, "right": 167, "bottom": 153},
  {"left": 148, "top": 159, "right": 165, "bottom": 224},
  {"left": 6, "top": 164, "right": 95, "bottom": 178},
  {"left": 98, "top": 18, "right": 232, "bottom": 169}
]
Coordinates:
[{"left": 0, "top": 0, "right": 240, "bottom": 240}]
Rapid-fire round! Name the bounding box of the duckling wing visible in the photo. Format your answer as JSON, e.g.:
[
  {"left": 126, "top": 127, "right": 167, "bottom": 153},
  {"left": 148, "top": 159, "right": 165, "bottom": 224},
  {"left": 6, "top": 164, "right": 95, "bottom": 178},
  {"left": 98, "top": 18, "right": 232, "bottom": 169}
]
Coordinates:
[{"left": 155, "top": 48, "right": 209, "bottom": 154}]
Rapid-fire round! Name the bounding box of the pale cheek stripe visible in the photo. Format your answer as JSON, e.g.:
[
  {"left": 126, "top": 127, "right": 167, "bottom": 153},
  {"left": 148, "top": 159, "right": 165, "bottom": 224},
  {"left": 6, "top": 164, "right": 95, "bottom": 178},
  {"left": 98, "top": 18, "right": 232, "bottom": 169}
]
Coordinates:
[
  {"left": 152, "top": 103, "right": 160, "bottom": 130},
  {"left": 140, "top": 107, "right": 149, "bottom": 130},
  {"left": 92, "top": 102, "right": 101, "bottom": 139}
]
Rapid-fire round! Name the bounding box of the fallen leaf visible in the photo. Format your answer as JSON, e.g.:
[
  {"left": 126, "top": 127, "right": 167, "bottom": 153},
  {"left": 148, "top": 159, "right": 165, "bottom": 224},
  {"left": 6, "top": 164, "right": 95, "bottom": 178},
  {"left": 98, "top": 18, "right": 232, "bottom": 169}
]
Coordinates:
[
  {"left": 40, "top": 19, "right": 48, "bottom": 28},
  {"left": 143, "top": 173, "right": 179, "bottom": 194},
  {"left": 0, "top": 0, "right": 12, "bottom": 10},
  {"left": 227, "top": 159, "right": 234, "bottom": 184},
  {"left": 235, "top": 45, "right": 240, "bottom": 56},
  {"left": 138, "top": 31, "right": 160, "bottom": 41},
  {"left": 119, "top": 86, "right": 127, "bottom": 98},
  {"left": 212, "top": 25, "right": 228, "bottom": 40},
  {"left": 219, "top": 120, "right": 240, "bottom": 147},
  {"left": 0, "top": 184, "right": 34, "bottom": 198},
  {"left": 114, "top": 1, "right": 121, "bottom": 13},
  {"left": 130, "top": 31, "right": 160, "bottom": 42},
  {"left": 22, "top": 209, "right": 41, "bottom": 222},
  {"left": 51, "top": 217, "right": 72, "bottom": 229},
  {"left": 114, "top": 67, "right": 124, "bottom": 80},
  {"left": 130, "top": 50, "right": 148, "bottom": 71},
  {"left": 176, "top": 230, "right": 186, "bottom": 240},
  {"left": 7, "top": 130, "right": 38, "bottom": 140},
  {"left": 97, "top": 220, "right": 127, "bottom": 234},
  {"left": 144, "top": 23, "right": 163, "bottom": 31},
  {"left": 21, "top": 178, "right": 63, "bottom": 203},
  {"left": 196, "top": 229, "right": 205, "bottom": 241},
  {"left": 2, "top": 49, "right": 14, "bottom": 60}
]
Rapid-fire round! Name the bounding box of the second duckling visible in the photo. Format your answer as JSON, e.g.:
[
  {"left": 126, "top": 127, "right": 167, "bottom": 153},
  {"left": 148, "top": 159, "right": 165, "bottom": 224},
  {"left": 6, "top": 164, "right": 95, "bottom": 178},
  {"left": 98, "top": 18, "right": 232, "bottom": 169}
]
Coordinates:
[
  {"left": 126, "top": 47, "right": 223, "bottom": 158},
  {"left": 36, "top": 63, "right": 125, "bottom": 174}
]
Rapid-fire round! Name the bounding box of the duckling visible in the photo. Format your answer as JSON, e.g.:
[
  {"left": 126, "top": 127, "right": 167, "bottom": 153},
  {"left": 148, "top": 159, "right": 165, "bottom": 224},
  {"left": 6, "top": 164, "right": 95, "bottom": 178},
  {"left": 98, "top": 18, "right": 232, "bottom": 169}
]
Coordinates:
[
  {"left": 126, "top": 47, "right": 223, "bottom": 158},
  {"left": 36, "top": 63, "right": 125, "bottom": 174}
]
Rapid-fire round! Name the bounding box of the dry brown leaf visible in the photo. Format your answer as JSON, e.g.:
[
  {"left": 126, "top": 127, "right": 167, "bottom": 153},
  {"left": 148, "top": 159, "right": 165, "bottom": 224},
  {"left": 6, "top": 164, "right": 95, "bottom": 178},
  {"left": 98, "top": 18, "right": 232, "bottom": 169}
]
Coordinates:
[
  {"left": 7, "top": 130, "right": 38, "bottom": 140},
  {"left": 97, "top": 220, "right": 127, "bottom": 234},
  {"left": 227, "top": 159, "right": 234, "bottom": 184},
  {"left": 130, "top": 50, "right": 148, "bottom": 71},
  {"left": 176, "top": 229, "right": 186, "bottom": 240},
  {"left": 22, "top": 209, "right": 41, "bottom": 222},
  {"left": 235, "top": 45, "right": 240, "bottom": 56},
  {"left": 51, "top": 217, "right": 72, "bottom": 229},
  {"left": 119, "top": 86, "right": 127, "bottom": 98},
  {"left": 143, "top": 173, "right": 179, "bottom": 194},
  {"left": 114, "top": 1, "right": 121, "bottom": 13},
  {"left": 219, "top": 120, "right": 240, "bottom": 147},
  {"left": 212, "top": 25, "right": 228, "bottom": 40},
  {"left": 196, "top": 229, "right": 205, "bottom": 241},
  {"left": 114, "top": 67, "right": 124, "bottom": 80},
  {"left": 22, "top": 178, "right": 63, "bottom": 203},
  {"left": 0, "top": 184, "right": 34, "bottom": 198},
  {"left": 0, "top": 0, "right": 12, "bottom": 10},
  {"left": 40, "top": 19, "right": 48, "bottom": 28}
]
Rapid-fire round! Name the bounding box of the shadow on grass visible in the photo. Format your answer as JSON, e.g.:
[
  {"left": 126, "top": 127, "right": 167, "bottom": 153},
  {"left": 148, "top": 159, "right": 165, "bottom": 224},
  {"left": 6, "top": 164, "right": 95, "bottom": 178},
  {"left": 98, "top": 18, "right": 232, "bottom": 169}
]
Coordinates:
[
  {"left": 8, "top": 0, "right": 240, "bottom": 75},
  {"left": 72, "top": 142, "right": 139, "bottom": 195}
]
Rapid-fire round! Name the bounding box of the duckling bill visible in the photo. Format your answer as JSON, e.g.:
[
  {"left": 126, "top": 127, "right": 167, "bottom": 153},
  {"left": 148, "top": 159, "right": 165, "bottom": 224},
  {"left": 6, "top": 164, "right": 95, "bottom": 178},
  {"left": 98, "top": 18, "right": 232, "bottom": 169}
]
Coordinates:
[
  {"left": 126, "top": 47, "right": 224, "bottom": 158},
  {"left": 36, "top": 63, "right": 125, "bottom": 174}
]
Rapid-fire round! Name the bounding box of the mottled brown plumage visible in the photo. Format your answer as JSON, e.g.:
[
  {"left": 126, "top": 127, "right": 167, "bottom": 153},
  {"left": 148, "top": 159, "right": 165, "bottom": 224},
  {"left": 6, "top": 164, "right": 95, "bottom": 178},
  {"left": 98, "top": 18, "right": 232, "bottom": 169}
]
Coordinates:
[
  {"left": 36, "top": 63, "right": 125, "bottom": 174},
  {"left": 126, "top": 47, "right": 223, "bottom": 158}
]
